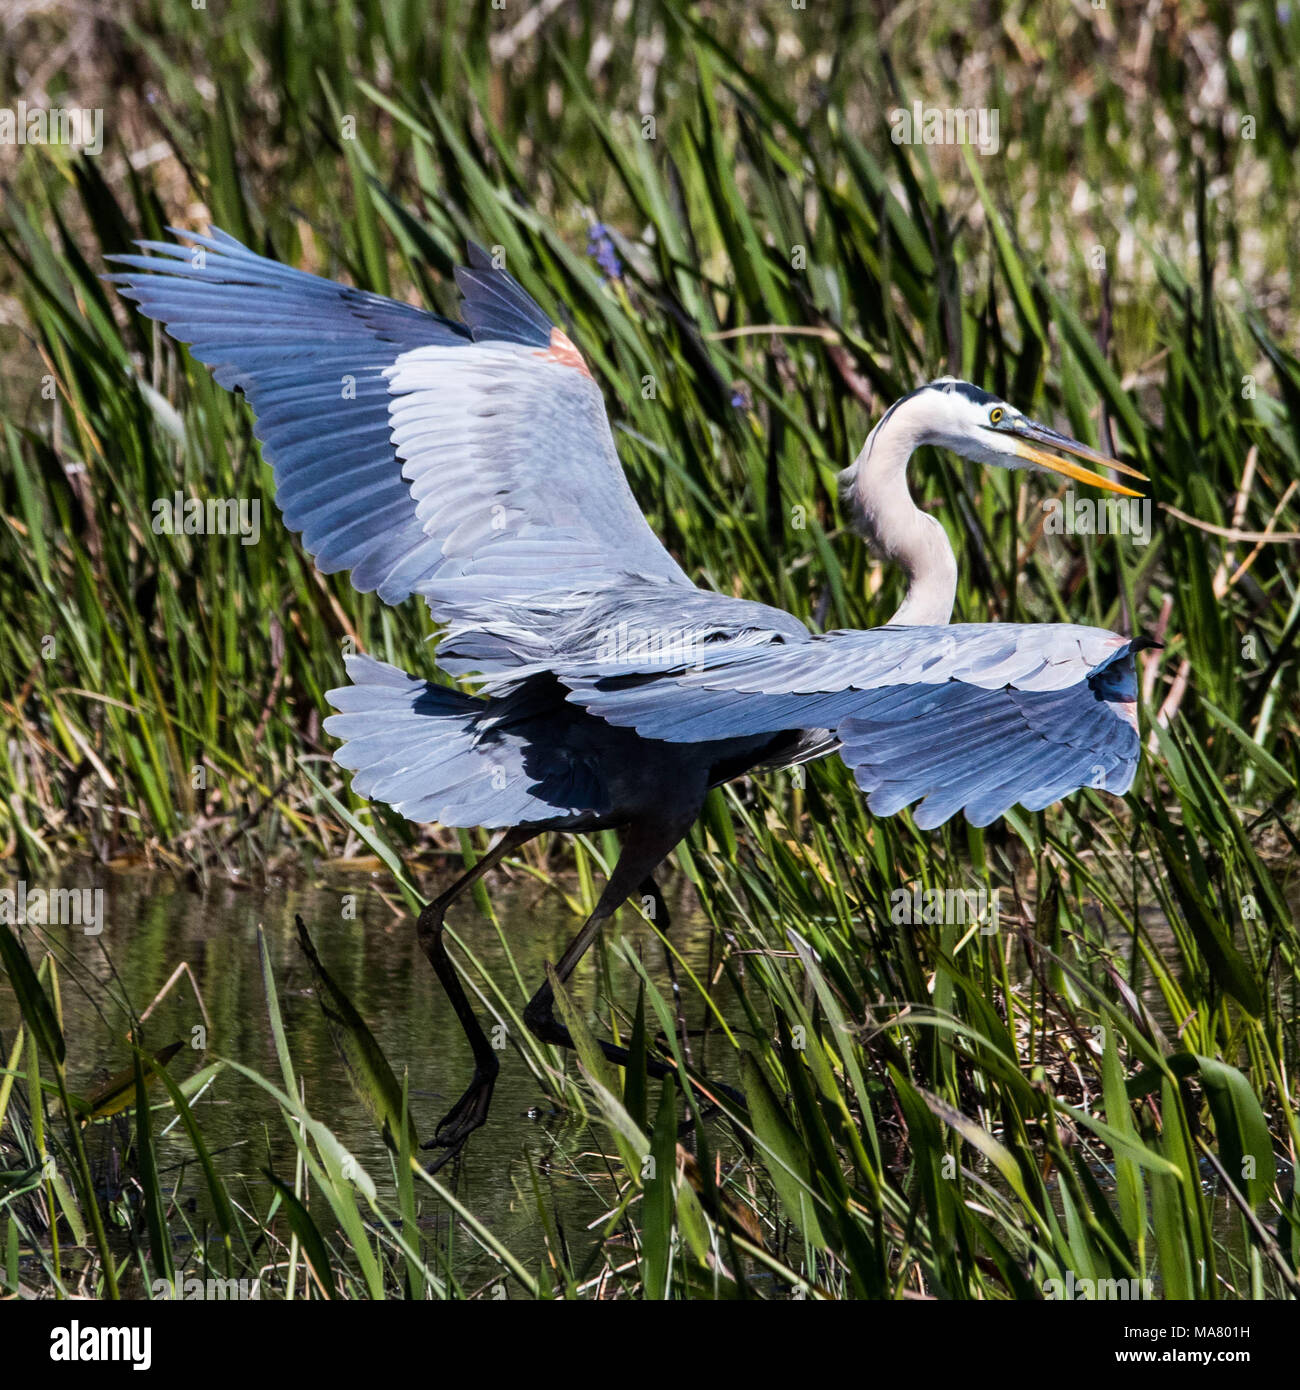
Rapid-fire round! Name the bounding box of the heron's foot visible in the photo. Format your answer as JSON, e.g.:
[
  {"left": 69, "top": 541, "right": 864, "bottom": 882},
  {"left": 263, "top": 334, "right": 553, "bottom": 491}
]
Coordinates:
[{"left": 421, "top": 1066, "right": 497, "bottom": 1172}]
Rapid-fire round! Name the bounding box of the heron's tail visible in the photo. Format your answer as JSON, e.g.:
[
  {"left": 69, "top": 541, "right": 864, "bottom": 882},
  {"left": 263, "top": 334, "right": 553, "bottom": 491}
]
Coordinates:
[{"left": 323, "top": 655, "right": 598, "bottom": 829}]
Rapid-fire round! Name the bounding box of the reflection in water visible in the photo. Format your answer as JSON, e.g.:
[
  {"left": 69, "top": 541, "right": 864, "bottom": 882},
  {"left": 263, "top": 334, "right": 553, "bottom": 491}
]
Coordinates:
[{"left": 0, "top": 862, "right": 736, "bottom": 1283}]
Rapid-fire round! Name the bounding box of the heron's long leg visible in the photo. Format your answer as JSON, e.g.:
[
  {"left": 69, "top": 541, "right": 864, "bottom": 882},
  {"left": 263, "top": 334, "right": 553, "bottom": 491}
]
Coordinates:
[
  {"left": 417, "top": 826, "right": 536, "bottom": 1168},
  {"left": 523, "top": 815, "right": 711, "bottom": 1084}
]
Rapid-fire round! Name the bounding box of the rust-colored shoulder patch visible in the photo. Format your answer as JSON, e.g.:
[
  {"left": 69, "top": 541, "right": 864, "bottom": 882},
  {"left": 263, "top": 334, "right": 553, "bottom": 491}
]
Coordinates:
[{"left": 535, "top": 327, "right": 591, "bottom": 378}]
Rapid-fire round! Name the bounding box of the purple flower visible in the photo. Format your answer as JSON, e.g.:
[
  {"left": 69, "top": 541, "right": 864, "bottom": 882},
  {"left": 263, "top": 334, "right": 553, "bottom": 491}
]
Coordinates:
[{"left": 586, "top": 221, "right": 623, "bottom": 281}]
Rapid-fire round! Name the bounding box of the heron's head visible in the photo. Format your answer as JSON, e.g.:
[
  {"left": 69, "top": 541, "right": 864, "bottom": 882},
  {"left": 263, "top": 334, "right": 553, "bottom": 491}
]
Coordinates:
[{"left": 899, "top": 377, "right": 1146, "bottom": 497}]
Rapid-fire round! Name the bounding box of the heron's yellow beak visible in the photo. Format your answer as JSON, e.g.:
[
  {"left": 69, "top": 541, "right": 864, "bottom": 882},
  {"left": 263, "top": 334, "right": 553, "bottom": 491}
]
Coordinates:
[{"left": 1008, "top": 421, "right": 1147, "bottom": 498}]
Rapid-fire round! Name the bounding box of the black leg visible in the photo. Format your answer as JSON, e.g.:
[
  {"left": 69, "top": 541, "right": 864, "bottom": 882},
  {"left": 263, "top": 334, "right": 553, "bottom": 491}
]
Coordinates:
[
  {"left": 522, "top": 815, "right": 689, "bottom": 1043},
  {"left": 416, "top": 827, "right": 535, "bottom": 1170},
  {"left": 521, "top": 814, "right": 744, "bottom": 1109}
]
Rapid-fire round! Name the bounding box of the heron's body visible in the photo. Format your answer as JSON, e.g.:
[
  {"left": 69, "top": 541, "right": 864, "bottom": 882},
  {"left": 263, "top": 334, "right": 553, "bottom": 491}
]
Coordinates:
[
  {"left": 329, "top": 663, "right": 796, "bottom": 834},
  {"left": 111, "top": 226, "right": 1149, "bottom": 1160}
]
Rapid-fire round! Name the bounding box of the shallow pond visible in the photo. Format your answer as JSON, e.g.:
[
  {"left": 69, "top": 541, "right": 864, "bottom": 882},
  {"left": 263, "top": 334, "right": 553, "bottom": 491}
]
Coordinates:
[{"left": 0, "top": 857, "right": 743, "bottom": 1289}]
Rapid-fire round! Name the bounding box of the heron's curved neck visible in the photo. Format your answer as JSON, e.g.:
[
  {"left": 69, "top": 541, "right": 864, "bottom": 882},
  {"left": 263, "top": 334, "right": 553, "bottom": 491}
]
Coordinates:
[{"left": 839, "top": 395, "right": 957, "bottom": 626}]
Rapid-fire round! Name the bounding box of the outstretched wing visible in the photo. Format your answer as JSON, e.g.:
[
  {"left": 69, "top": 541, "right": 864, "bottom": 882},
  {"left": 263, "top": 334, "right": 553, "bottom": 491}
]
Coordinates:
[
  {"left": 108, "top": 228, "right": 692, "bottom": 622},
  {"left": 559, "top": 623, "right": 1144, "bottom": 828}
]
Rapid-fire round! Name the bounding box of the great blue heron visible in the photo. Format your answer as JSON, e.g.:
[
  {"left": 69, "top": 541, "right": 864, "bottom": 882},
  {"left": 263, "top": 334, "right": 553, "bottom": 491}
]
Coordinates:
[{"left": 110, "top": 228, "right": 1149, "bottom": 1162}]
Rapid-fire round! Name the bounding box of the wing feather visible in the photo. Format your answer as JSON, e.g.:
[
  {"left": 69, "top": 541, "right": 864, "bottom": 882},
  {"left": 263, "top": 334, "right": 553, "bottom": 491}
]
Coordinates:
[
  {"left": 561, "top": 624, "right": 1143, "bottom": 827},
  {"left": 109, "top": 227, "right": 693, "bottom": 634}
]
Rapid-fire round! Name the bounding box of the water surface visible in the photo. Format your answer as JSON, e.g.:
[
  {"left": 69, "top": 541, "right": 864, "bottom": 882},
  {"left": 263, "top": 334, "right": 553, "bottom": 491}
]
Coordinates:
[{"left": 0, "top": 859, "right": 738, "bottom": 1288}]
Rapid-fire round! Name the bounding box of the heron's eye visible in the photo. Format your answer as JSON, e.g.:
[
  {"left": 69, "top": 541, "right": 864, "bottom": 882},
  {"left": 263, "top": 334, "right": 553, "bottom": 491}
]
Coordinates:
[{"left": 989, "top": 407, "right": 1004, "bottom": 425}]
